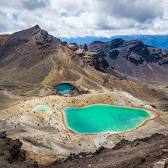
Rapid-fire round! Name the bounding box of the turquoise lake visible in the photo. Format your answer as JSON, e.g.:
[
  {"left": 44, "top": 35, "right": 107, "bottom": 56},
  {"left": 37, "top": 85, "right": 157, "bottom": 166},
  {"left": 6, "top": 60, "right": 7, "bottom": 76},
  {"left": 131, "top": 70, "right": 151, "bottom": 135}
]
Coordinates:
[
  {"left": 64, "top": 104, "right": 151, "bottom": 134},
  {"left": 55, "top": 83, "right": 74, "bottom": 95}
]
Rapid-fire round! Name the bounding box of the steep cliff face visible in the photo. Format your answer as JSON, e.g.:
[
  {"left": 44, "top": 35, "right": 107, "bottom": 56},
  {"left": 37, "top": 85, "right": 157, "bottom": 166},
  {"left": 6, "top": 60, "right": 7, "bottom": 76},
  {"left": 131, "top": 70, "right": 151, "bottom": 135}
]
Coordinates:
[{"left": 88, "top": 39, "right": 168, "bottom": 84}]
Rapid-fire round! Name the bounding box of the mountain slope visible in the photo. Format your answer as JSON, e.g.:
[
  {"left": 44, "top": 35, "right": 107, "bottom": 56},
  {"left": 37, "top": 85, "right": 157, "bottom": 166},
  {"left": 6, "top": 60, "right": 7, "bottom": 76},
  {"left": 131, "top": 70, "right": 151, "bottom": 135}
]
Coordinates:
[
  {"left": 88, "top": 38, "right": 168, "bottom": 85},
  {"left": 0, "top": 25, "right": 98, "bottom": 86},
  {"left": 0, "top": 26, "right": 166, "bottom": 108}
]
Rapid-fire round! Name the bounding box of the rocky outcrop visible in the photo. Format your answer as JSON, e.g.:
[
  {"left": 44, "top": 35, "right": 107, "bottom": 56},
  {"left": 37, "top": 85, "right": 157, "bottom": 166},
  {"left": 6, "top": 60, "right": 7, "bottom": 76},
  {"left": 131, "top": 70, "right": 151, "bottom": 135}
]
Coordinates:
[
  {"left": 153, "top": 158, "right": 168, "bottom": 168},
  {"left": 0, "top": 131, "right": 38, "bottom": 168}
]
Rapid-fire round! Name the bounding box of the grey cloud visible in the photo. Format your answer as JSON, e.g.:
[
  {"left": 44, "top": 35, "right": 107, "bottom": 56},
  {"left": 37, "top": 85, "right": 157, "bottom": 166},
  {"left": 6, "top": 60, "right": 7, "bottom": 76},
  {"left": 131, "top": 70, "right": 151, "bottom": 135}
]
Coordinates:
[
  {"left": 0, "top": 23, "right": 6, "bottom": 32},
  {"left": 22, "top": 0, "right": 49, "bottom": 10},
  {"left": 97, "top": 0, "right": 163, "bottom": 23},
  {"left": 0, "top": 0, "right": 49, "bottom": 10},
  {"left": 0, "top": 11, "right": 9, "bottom": 32}
]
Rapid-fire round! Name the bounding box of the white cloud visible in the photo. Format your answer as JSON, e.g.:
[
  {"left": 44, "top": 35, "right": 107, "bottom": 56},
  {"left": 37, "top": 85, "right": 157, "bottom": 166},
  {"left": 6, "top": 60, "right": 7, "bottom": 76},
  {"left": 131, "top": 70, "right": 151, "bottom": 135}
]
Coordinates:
[{"left": 0, "top": 0, "right": 167, "bottom": 37}]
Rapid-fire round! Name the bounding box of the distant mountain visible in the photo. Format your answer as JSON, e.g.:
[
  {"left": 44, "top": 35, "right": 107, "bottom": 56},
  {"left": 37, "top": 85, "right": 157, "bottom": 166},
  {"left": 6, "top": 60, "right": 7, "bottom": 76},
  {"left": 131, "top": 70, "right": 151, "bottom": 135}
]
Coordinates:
[
  {"left": 61, "top": 36, "right": 111, "bottom": 45},
  {"left": 87, "top": 38, "right": 168, "bottom": 84},
  {"left": 61, "top": 35, "right": 168, "bottom": 50}
]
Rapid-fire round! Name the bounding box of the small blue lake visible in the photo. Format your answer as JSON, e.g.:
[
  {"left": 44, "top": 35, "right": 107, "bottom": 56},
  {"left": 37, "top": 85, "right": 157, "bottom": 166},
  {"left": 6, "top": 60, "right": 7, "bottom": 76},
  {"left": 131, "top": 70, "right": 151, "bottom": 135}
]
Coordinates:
[
  {"left": 54, "top": 83, "right": 74, "bottom": 95},
  {"left": 64, "top": 104, "right": 151, "bottom": 134}
]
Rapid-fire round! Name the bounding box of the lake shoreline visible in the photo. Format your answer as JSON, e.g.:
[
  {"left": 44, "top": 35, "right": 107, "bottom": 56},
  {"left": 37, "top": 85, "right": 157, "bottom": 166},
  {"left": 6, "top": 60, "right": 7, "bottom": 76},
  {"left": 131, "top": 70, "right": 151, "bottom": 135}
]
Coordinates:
[{"left": 63, "top": 104, "right": 158, "bottom": 135}]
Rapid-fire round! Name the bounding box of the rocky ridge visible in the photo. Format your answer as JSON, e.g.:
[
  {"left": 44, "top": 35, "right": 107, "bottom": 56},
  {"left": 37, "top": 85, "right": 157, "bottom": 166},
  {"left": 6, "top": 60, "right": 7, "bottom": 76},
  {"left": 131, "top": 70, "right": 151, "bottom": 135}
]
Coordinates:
[{"left": 87, "top": 38, "right": 168, "bottom": 84}]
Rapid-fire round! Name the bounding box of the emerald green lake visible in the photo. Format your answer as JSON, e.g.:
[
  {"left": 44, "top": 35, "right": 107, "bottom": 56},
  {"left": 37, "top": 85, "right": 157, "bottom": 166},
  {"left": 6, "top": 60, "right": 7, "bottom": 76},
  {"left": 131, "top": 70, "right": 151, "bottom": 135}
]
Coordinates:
[{"left": 64, "top": 104, "right": 151, "bottom": 134}]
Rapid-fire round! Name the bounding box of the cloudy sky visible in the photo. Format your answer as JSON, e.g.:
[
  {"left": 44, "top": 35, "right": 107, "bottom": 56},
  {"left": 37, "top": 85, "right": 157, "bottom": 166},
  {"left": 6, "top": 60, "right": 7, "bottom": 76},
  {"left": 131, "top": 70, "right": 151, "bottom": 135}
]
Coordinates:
[{"left": 0, "top": 0, "right": 168, "bottom": 37}]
